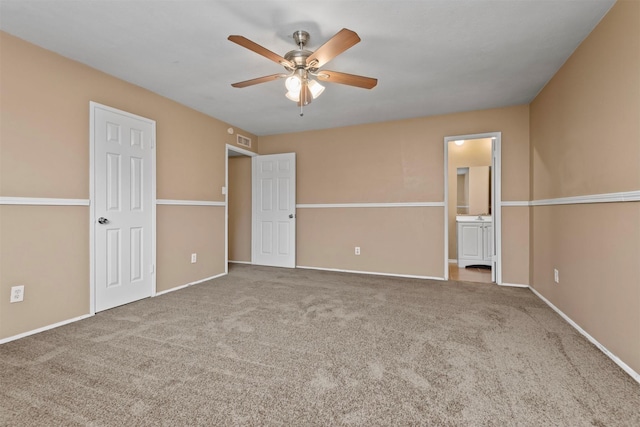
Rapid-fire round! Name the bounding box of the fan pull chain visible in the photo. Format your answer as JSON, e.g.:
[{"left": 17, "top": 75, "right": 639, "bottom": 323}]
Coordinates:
[{"left": 300, "top": 104, "right": 304, "bottom": 117}]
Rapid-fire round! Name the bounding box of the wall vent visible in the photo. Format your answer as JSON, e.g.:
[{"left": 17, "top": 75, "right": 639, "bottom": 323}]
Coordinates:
[{"left": 237, "top": 134, "right": 251, "bottom": 148}]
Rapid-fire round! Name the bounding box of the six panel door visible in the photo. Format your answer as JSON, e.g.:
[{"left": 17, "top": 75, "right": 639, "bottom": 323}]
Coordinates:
[
  {"left": 94, "top": 105, "right": 154, "bottom": 312},
  {"left": 252, "top": 153, "right": 296, "bottom": 268}
]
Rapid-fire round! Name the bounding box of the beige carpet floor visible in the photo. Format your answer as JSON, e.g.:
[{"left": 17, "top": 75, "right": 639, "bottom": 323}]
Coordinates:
[{"left": 1, "top": 264, "right": 638, "bottom": 426}]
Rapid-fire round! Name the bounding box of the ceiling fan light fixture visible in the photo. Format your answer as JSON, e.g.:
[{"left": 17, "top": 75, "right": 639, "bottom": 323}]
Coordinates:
[
  {"left": 285, "top": 75, "right": 301, "bottom": 93},
  {"left": 308, "top": 79, "right": 325, "bottom": 99},
  {"left": 285, "top": 90, "right": 300, "bottom": 102},
  {"left": 228, "top": 28, "right": 377, "bottom": 116}
]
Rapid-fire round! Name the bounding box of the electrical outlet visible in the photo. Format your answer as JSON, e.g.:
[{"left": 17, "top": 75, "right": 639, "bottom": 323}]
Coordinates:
[
  {"left": 10, "top": 285, "right": 24, "bottom": 303},
  {"left": 554, "top": 269, "right": 559, "bottom": 283},
  {"left": 355, "top": 246, "right": 361, "bottom": 255},
  {"left": 221, "top": 186, "right": 226, "bottom": 195},
  {"left": 191, "top": 253, "right": 197, "bottom": 263}
]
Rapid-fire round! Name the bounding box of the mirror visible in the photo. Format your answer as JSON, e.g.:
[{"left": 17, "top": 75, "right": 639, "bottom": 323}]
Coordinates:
[
  {"left": 456, "top": 168, "right": 469, "bottom": 214},
  {"left": 457, "top": 166, "right": 491, "bottom": 215}
]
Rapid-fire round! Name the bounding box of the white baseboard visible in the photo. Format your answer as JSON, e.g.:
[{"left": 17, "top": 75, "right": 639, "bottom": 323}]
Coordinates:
[
  {"left": 155, "top": 283, "right": 191, "bottom": 296},
  {"left": 296, "top": 265, "right": 444, "bottom": 281},
  {"left": 155, "top": 272, "right": 227, "bottom": 296},
  {"left": 528, "top": 286, "right": 639, "bottom": 385},
  {"left": 228, "top": 260, "right": 252, "bottom": 265},
  {"left": 498, "top": 282, "right": 529, "bottom": 288},
  {"left": 0, "top": 313, "right": 94, "bottom": 345}
]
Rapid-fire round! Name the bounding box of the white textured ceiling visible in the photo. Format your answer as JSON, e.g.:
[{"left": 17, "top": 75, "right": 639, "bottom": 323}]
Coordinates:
[{"left": 0, "top": 0, "right": 615, "bottom": 136}]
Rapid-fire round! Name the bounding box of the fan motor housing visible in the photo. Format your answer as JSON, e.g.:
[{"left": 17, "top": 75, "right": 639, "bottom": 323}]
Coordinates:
[{"left": 284, "top": 49, "right": 313, "bottom": 68}]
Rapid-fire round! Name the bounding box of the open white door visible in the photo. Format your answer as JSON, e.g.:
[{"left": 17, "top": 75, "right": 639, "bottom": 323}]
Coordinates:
[
  {"left": 92, "top": 103, "right": 155, "bottom": 312},
  {"left": 252, "top": 153, "right": 296, "bottom": 268},
  {"left": 490, "top": 137, "right": 499, "bottom": 283}
]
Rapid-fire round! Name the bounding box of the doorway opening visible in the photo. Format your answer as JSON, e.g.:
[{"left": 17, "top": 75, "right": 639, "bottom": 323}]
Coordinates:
[
  {"left": 225, "top": 144, "right": 256, "bottom": 273},
  {"left": 443, "top": 132, "right": 502, "bottom": 285}
]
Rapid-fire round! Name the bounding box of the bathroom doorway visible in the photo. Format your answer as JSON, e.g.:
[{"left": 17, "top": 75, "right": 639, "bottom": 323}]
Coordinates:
[
  {"left": 225, "top": 144, "right": 256, "bottom": 272},
  {"left": 443, "top": 133, "right": 502, "bottom": 284}
]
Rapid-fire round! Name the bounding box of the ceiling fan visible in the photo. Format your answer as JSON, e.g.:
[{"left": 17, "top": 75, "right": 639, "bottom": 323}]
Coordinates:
[{"left": 228, "top": 28, "right": 378, "bottom": 115}]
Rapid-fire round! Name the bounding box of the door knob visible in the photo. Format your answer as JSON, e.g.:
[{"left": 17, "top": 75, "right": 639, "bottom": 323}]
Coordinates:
[
  {"left": 97, "top": 217, "right": 109, "bottom": 224},
  {"left": 289, "top": 214, "right": 295, "bottom": 219}
]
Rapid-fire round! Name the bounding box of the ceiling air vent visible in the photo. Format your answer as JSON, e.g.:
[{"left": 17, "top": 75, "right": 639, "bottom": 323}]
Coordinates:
[{"left": 237, "top": 134, "right": 251, "bottom": 148}]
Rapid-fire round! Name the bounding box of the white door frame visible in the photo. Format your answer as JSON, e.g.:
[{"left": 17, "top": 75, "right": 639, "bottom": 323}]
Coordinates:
[
  {"left": 443, "top": 132, "right": 502, "bottom": 284},
  {"left": 225, "top": 144, "right": 257, "bottom": 273},
  {"left": 89, "top": 101, "right": 157, "bottom": 314}
]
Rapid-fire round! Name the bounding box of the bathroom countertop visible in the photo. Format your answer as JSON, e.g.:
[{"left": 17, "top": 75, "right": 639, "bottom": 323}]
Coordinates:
[{"left": 456, "top": 215, "right": 492, "bottom": 222}]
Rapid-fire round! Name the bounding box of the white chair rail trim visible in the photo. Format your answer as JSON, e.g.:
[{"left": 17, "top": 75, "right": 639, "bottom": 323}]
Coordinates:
[
  {"left": 296, "top": 202, "right": 445, "bottom": 208},
  {"left": 530, "top": 190, "right": 640, "bottom": 206},
  {"left": 156, "top": 199, "right": 225, "bottom": 206},
  {"left": 296, "top": 191, "right": 639, "bottom": 210},
  {"left": 501, "top": 191, "right": 640, "bottom": 207},
  {"left": 0, "top": 197, "right": 90, "bottom": 206}
]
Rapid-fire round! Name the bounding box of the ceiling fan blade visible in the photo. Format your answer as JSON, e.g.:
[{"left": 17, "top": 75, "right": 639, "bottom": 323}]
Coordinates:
[
  {"left": 228, "top": 35, "right": 294, "bottom": 68},
  {"left": 231, "top": 74, "right": 287, "bottom": 88},
  {"left": 306, "top": 28, "right": 360, "bottom": 68},
  {"left": 316, "top": 71, "right": 378, "bottom": 89}
]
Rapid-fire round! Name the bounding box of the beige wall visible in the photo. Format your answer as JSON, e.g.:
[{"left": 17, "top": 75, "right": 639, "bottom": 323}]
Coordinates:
[
  {"left": 157, "top": 206, "right": 226, "bottom": 292},
  {"left": 532, "top": 203, "right": 640, "bottom": 372},
  {"left": 0, "top": 32, "right": 256, "bottom": 339},
  {"left": 530, "top": 0, "right": 640, "bottom": 373},
  {"left": 447, "top": 138, "right": 492, "bottom": 259},
  {"left": 0, "top": 206, "right": 89, "bottom": 337},
  {"left": 298, "top": 208, "right": 443, "bottom": 277},
  {"left": 531, "top": 2, "right": 639, "bottom": 200},
  {"left": 260, "top": 105, "right": 530, "bottom": 282},
  {"left": 501, "top": 207, "right": 530, "bottom": 286},
  {"left": 228, "top": 157, "right": 252, "bottom": 262}
]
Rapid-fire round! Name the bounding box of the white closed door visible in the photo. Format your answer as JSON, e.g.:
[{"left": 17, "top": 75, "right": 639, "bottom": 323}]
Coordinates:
[
  {"left": 252, "top": 153, "right": 296, "bottom": 268},
  {"left": 93, "top": 103, "right": 155, "bottom": 312}
]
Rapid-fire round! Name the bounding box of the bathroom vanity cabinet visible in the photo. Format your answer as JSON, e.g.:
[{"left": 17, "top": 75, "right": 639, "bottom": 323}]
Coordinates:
[{"left": 456, "top": 216, "right": 493, "bottom": 268}]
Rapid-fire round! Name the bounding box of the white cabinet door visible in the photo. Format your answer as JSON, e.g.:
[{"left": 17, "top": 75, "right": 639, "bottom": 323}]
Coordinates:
[
  {"left": 457, "top": 221, "right": 493, "bottom": 268},
  {"left": 458, "top": 223, "right": 483, "bottom": 267}
]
